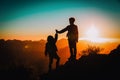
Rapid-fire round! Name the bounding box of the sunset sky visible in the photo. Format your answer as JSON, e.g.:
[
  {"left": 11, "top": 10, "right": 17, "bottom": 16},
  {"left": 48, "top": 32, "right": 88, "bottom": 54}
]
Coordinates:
[{"left": 0, "top": 0, "right": 120, "bottom": 41}]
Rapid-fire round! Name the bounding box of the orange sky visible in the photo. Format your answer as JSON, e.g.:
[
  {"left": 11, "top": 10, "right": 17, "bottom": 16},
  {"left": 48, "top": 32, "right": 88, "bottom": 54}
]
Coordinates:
[{"left": 0, "top": 1, "right": 120, "bottom": 41}]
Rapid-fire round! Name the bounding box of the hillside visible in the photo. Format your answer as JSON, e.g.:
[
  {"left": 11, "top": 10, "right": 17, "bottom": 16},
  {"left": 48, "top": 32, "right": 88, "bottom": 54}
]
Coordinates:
[
  {"left": 0, "top": 39, "right": 119, "bottom": 80},
  {"left": 40, "top": 44, "right": 120, "bottom": 80}
]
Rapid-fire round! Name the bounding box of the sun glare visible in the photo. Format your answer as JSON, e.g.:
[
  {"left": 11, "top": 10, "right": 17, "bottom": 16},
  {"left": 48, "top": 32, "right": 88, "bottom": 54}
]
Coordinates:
[
  {"left": 81, "top": 24, "right": 108, "bottom": 43},
  {"left": 85, "top": 26, "right": 99, "bottom": 38}
]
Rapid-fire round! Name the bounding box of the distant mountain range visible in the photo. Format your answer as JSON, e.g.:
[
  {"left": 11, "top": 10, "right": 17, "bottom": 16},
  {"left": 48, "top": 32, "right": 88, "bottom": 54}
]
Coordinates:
[{"left": 0, "top": 39, "right": 119, "bottom": 80}]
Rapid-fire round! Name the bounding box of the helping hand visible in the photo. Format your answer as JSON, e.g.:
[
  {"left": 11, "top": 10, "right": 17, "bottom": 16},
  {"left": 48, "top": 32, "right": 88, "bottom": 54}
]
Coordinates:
[{"left": 56, "top": 29, "right": 58, "bottom": 33}]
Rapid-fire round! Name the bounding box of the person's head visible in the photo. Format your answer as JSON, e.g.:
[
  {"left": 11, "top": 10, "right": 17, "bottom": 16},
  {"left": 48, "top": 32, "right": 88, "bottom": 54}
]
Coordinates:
[
  {"left": 69, "top": 17, "right": 75, "bottom": 25},
  {"left": 47, "top": 35, "right": 54, "bottom": 43}
]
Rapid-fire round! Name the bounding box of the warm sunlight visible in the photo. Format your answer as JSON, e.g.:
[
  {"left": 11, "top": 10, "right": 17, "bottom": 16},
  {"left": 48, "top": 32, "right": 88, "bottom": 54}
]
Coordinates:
[
  {"left": 85, "top": 25, "right": 100, "bottom": 42},
  {"left": 85, "top": 25, "right": 99, "bottom": 38},
  {"left": 81, "top": 24, "right": 109, "bottom": 43}
]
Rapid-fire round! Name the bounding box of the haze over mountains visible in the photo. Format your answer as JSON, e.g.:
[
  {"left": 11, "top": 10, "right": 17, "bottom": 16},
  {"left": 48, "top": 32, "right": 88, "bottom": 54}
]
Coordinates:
[{"left": 0, "top": 38, "right": 119, "bottom": 80}]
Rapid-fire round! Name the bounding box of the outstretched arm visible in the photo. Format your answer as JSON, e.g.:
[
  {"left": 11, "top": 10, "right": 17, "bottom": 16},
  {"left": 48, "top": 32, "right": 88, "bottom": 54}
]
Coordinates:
[
  {"left": 56, "top": 26, "right": 68, "bottom": 34},
  {"left": 55, "top": 33, "right": 58, "bottom": 42}
]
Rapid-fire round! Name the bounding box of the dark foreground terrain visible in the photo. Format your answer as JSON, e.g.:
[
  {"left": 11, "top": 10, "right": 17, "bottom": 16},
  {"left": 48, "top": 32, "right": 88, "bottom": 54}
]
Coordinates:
[
  {"left": 0, "top": 39, "right": 120, "bottom": 80},
  {"left": 40, "top": 44, "right": 120, "bottom": 80}
]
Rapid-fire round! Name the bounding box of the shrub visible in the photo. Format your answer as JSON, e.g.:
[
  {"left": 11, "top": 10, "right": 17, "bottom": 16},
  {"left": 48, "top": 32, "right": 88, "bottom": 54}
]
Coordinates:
[{"left": 82, "top": 45, "right": 104, "bottom": 56}]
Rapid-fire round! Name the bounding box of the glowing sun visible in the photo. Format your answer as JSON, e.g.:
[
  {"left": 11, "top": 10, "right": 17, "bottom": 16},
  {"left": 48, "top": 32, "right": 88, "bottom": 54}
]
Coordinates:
[
  {"left": 83, "top": 25, "right": 105, "bottom": 42},
  {"left": 79, "top": 24, "right": 117, "bottom": 43},
  {"left": 85, "top": 26, "right": 99, "bottom": 38}
]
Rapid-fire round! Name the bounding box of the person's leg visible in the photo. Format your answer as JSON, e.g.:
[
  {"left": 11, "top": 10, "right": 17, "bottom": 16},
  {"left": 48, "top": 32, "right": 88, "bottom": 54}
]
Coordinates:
[
  {"left": 56, "top": 57, "right": 60, "bottom": 68},
  {"left": 49, "top": 57, "right": 53, "bottom": 72},
  {"left": 73, "top": 42, "right": 77, "bottom": 59},
  {"left": 68, "top": 40, "right": 74, "bottom": 58},
  {"left": 55, "top": 54, "right": 60, "bottom": 69}
]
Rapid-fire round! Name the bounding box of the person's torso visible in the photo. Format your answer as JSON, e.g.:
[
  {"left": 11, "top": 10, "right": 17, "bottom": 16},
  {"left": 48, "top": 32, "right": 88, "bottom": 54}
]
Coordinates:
[
  {"left": 67, "top": 24, "right": 78, "bottom": 40},
  {"left": 46, "top": 42, "right": 57, "bottom": 54}
]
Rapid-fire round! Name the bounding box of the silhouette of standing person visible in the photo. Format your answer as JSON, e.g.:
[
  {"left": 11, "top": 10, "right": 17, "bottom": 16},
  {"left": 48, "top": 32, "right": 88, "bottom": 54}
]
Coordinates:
[
  {"left": 45, "top": 31, "right": 60, "bottom": 72},
  {"left": 56, "top": 17, "right": 78, "bottom": 61}
]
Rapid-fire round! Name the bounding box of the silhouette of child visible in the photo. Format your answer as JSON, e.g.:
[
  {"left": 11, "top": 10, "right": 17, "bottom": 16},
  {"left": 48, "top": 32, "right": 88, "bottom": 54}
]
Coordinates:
[{"left": 45, "top": 31, "right": 60, "bottom": 72}]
